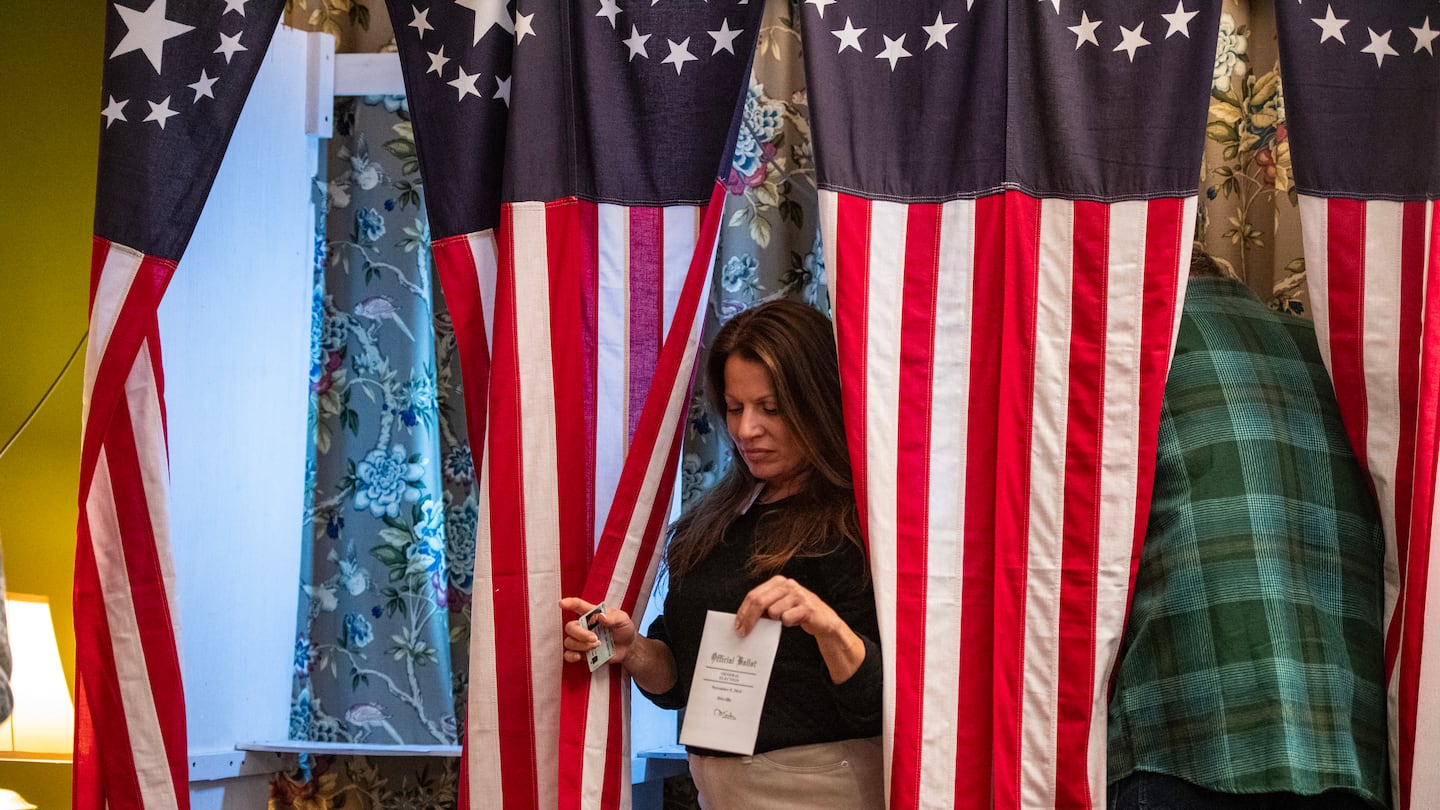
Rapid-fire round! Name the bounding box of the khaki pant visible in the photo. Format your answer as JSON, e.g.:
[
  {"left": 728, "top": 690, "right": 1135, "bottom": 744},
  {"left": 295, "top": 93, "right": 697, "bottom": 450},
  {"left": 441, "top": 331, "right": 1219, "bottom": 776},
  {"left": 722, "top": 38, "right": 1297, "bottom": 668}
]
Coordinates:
[{"left": 687, "top": 737, "right": 885, "bottom": 810}]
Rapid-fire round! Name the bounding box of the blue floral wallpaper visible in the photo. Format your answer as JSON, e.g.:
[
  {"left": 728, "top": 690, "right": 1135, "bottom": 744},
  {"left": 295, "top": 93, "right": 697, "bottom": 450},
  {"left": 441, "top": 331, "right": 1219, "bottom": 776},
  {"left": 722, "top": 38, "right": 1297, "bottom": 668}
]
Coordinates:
[{"left": 289, "top": 95, "right": 472, "bottom": 752}]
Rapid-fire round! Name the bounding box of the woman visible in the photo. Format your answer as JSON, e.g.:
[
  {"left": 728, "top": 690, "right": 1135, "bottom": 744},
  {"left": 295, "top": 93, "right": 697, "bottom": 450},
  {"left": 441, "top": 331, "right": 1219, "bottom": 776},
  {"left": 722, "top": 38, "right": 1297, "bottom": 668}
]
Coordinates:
[{"left": 561, "top": 300, "right": 883, "bottom": 809}]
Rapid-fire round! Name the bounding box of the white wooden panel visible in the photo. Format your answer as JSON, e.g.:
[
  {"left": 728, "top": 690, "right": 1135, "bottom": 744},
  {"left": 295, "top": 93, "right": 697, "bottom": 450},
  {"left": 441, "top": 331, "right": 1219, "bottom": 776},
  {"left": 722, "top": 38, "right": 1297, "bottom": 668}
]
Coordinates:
[
  {"left": 334, "top": 52, "right": 404, "bottom": 96},
  {"left": 305, "top": 32, "right": 335, "bottom": 137},
  {"left": 189, "top": 750, "right": 293, "bottom": 783},
  {"left": 158, "top": 24, "right": 314, "bottom": 779}
]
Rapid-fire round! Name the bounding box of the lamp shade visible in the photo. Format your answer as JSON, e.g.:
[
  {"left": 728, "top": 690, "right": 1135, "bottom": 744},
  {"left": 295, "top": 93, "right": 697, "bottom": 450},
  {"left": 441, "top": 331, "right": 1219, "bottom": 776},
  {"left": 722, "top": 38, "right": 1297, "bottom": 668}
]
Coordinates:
[
  {"left": 0, "top": 789, "right": 36, "bottom": 810},
  {"left": 0, "top": 594, "right": 73, "bottom": 761}
]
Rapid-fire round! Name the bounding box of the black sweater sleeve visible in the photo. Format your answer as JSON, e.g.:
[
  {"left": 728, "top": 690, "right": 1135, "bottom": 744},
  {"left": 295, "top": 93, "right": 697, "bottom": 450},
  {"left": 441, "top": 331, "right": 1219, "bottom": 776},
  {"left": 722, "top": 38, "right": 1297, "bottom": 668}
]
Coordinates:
[
  {"left": 812, "top": 536, "right": 887, "bottom": 732},
  {"left": 814, "top": 542, "right": 883, "bottom": 735},
  {"left": 636, "top": 614, "right": 688, "bottom": 710}
]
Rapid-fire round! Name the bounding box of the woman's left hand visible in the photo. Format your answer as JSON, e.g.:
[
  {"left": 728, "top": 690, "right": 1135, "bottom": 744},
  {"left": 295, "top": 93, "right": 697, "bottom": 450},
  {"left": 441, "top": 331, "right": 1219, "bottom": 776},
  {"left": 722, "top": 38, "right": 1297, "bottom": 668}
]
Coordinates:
[
  {"left": 734, "top": 575, "right": 841, "bottom": 640},
  {"left": 734, "top": 575, "right": 868, "bottom": 684}
]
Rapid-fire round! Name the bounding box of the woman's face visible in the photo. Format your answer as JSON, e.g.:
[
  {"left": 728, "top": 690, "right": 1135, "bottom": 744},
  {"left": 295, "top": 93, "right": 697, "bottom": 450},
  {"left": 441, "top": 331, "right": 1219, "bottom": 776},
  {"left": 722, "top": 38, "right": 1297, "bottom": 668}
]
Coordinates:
[{"left": 723, "top": 355, "right": 809, "bottom": 501}]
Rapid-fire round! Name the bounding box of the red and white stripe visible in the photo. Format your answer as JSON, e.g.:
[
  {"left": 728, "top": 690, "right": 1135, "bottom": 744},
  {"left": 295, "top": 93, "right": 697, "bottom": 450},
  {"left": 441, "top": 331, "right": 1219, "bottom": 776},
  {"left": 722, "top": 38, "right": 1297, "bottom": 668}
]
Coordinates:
[
  {"left": 1299, "top": 196, "right": 1440, "bottom": 810},
  {"left": 431, "top": 231, "right": 499, "bottom": 807},
  {"left": 73, "top": 239, "right": 189, "bottom": 810},
  {"left": 431, "top": 230, "right": 500, "bottom": 465},
  {"left": 821, "top": 190, "right": 1191, "bottom": 810},
  {"left": 465, "top": 185, "right": 726, "bottom": 810}
]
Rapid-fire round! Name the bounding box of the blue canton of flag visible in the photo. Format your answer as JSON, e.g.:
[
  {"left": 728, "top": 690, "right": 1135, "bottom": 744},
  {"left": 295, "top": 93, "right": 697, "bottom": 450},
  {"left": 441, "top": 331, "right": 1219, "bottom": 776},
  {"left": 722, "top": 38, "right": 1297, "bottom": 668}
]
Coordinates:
[
  {"left": 96, "top": 0, "right": 286, "bottom": 260},
  {"left": 802, "top": 0, "right": 1219, "bottom": 201},
  {"left": 502, "top": 0, "right": 761, "bottom": 204},
  {"left": 386, "top": 0, "right": 514, "bottom": 239},
  {"left": 1275, "top": 0, "right": 1440, "bottom": 198}
]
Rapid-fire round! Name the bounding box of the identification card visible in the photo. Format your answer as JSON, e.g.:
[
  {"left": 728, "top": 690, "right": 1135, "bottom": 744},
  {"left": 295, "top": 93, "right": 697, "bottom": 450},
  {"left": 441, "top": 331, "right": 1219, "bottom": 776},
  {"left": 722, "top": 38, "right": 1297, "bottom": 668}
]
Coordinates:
[
  {"left": 581, "top": 604, "right": 615, "bottom": 672},
  {"left": 678, "top": 611, "right": 782, "bottom": 755}
]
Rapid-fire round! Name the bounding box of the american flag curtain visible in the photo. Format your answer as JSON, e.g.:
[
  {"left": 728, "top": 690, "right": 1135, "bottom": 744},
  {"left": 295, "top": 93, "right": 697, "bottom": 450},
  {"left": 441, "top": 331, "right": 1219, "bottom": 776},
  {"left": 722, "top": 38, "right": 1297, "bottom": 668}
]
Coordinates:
[
  {"left": 78, "top": 1, "right": 285, "bottom": 808},
  {"left": 386, "top": 2, "right": 763, "bottom": 807},
  {"left": 1273, "top": 3, "right": 1439, "bottom": 808},
  {"left": 800, "top": 2, "right": 1217, "bottom": 807}
]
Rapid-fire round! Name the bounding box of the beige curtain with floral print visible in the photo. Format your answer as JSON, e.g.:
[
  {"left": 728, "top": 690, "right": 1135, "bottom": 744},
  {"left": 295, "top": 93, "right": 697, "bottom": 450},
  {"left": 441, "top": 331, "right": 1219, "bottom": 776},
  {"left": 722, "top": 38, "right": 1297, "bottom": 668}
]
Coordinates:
[{"left": 1200, "top": 0, "right": 1309, "bottom": 316}]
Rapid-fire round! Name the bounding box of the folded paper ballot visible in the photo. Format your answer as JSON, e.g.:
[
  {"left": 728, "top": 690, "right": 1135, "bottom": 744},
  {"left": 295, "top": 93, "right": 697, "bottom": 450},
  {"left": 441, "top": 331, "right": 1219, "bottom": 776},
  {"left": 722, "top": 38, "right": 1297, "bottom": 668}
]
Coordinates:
[{"left": 678, "top": 611, "right": 782, "bottom": 755}]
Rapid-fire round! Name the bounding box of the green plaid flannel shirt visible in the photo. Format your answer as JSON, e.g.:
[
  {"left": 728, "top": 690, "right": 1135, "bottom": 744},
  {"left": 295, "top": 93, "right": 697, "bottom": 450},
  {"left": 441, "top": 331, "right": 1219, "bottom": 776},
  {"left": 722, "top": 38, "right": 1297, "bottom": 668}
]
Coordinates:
[{"left": 1108, "top": 278, "right": 1389, "bottom": 806}]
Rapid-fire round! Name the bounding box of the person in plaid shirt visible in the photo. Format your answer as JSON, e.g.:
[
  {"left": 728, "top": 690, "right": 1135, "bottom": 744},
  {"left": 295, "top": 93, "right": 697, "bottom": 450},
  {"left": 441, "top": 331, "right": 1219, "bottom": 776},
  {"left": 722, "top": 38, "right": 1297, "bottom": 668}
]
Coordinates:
[{"left": 1107, "top": 251, "right": 1390, "bottom": 809}]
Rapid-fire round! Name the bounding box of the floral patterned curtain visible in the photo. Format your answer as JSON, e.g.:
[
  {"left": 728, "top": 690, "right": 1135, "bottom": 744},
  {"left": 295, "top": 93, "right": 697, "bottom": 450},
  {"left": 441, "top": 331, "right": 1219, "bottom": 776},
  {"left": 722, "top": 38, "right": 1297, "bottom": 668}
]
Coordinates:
[
  {"left": 274, "top": 6, "right": 474, "bottom": 804},
  {"left": 276, "top": 93, "right": 471, "bottom": 807},
  {"left": 1199, "top": 0, "right": 1307, "bottom": 314},
  {"left": 290, "top": 93, "right": 467, "bottom": 748}
]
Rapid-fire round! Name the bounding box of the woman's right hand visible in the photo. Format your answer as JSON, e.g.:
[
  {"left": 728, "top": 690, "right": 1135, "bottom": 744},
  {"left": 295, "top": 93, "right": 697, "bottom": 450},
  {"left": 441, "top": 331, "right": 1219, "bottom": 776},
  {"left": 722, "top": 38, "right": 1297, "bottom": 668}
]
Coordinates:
[
  {"left": 558, "top": 597, "right": 677, "bottom": 694},
  {"left": 559, "top": 597, "right": 638, "bottom": 666}
]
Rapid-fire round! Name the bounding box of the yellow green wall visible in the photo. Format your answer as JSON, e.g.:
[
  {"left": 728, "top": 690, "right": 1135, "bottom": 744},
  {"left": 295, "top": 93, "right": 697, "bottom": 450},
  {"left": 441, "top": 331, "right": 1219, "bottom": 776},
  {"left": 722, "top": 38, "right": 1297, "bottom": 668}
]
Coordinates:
[{"left": 0, "top": 1, "right": 106, "bottom": 804}]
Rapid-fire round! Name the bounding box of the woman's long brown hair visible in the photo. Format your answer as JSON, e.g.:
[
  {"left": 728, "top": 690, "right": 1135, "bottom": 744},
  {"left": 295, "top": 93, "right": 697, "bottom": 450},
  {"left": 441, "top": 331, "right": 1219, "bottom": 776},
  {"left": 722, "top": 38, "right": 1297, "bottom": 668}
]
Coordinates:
[{"left": 664, "top": 300, "right": 863, "bottom": 581}]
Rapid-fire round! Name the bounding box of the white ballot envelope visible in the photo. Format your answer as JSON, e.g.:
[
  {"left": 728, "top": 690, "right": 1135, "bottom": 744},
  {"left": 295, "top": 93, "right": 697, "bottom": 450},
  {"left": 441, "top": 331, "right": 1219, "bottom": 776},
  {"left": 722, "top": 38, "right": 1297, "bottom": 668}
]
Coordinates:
[{"left": 679, "top": 610, "right": 782, "bottom": 755}]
